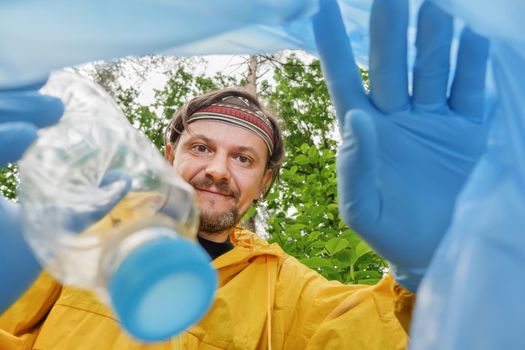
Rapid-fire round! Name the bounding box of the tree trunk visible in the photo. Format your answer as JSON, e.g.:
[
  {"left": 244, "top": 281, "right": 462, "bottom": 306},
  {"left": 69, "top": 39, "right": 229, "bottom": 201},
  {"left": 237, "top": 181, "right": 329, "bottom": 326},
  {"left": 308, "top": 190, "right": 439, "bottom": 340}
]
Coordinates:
[
  {"left": 246, "top": 55, "right": 258, "bottom": 96},
  {"left": 244, "top": 56, "right": 258, "bottom": 233}
]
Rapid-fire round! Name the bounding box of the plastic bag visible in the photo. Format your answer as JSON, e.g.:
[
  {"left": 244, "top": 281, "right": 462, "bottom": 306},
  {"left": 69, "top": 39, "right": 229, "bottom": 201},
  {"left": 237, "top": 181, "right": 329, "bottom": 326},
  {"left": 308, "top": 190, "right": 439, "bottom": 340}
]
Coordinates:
[
  {"left": 411, "top": 1, "right": 525, "bottom": 349},
  {"left": 0, "top": 0, "right": 374, "bottom": 87}
]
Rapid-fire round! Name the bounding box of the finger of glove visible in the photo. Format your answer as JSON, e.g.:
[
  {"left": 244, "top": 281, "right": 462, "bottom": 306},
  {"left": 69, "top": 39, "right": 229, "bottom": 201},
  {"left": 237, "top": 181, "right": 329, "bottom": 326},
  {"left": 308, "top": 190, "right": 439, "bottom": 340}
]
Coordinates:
[
  {"left": 449, "top": 27, "right": 489, "bottom": 121},
  {"left": 369, "top": 0, "right": 410, "bottom": 113},
  {"left": 412, "top": 2, "right": 453, "bottom": 111},
  {"left": 0, "top": 197, "right": 41, "bottom": 313},
  {"left": 337, "top": 109, "right": 380, "bottom": 231},
  {"left": 0, "top": 79, "right": 48, "bottom": 93},
  {"left": 0, "top": 122, "right": 38, "bottom": 166},
  {"left": 313, "top": 0, "right": 370, "bottom": 129},
  {"left": 66, "top": 170, "right": 132, "bottom": 233},
  {"left": 0, "top": 92, "right": 64, "bottom": 128}
]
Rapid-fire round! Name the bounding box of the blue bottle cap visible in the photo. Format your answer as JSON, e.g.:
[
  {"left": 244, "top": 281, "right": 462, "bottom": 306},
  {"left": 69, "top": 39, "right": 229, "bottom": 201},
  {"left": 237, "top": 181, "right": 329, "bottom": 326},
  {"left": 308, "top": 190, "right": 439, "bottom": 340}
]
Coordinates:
[{"left": 109, "top": 235, "right": 217, "bottom": 342}]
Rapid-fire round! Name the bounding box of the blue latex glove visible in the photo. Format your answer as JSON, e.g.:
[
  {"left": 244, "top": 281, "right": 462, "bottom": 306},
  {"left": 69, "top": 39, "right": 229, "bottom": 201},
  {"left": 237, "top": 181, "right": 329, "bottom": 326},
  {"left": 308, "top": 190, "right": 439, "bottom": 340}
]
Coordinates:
[
  {"left": 0, "top": 80, "right": 63, "bottom": 313},
  {"left": 3, "top": 167, "right": 130, "bottom": 314},
  {"left": 313, "top": 0, "right": 490, "bottom": 291},
  {"left": 0, "top": 81, "right": 64, "bottom": 164}
]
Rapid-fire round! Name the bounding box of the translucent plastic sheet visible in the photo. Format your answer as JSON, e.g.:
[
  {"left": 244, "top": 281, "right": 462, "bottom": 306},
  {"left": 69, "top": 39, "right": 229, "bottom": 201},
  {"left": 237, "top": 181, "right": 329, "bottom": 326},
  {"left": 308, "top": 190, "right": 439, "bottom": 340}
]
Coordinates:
[
  {"left": 0, "top": 0, "right": 442, "bottom": 88},
  {"left": 410, "top": 1, "right": 525, "bottom": 349},
  {"left": 0, "top": 0, "right": 367, "bottom": 87}
]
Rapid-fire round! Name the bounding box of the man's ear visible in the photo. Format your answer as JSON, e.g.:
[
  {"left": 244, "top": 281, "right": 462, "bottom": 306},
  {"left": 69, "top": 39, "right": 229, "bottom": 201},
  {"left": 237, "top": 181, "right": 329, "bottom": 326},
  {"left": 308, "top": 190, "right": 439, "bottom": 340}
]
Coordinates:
[
  {"left": 257, "top": 169, "right": 273, "bottom": 198},
  {"left": 165, "top": 143, "right": 174, "bottom": 164}
]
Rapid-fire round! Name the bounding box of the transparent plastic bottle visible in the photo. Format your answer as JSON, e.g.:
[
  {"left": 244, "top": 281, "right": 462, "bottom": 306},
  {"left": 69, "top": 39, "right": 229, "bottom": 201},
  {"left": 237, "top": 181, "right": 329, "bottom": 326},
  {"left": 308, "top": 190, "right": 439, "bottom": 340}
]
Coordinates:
[{"left": 18, "top": 71, "right": 216, "bottom": 342}]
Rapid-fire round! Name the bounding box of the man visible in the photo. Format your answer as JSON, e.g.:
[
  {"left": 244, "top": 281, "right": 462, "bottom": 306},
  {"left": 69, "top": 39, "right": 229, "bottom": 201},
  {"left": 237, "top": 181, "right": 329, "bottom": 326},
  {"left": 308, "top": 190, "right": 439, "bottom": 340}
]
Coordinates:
[{"left": 0, "top": 87, "right": 413, "bottom": 349}]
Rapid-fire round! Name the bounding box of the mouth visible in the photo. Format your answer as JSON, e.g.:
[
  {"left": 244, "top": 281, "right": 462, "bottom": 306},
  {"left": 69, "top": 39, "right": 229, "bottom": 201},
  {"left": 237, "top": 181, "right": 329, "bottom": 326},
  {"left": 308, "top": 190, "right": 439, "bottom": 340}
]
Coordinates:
[{"left": 195, "top": 187, "right": 233, "bottom": 198}]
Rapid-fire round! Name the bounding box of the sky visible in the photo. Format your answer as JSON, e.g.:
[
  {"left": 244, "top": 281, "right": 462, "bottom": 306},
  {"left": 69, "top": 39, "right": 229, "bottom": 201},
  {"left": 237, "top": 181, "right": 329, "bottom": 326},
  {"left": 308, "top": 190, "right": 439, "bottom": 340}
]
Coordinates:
[{"left": 137, "top": 55, "right": 250, "bottom": 105}]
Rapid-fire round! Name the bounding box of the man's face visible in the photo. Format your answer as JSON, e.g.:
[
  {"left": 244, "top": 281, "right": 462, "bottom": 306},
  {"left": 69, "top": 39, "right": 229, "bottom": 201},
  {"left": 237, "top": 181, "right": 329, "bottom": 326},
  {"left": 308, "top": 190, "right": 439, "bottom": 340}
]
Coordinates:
[{"left": 166, "top": 120, "right": 272, "bottom": 234}]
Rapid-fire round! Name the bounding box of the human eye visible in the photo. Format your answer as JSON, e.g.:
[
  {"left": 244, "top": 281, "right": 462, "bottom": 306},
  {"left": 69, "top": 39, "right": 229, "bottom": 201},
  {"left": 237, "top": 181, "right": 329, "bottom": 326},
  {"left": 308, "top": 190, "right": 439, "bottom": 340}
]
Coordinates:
[
  {"left": 192, "top": 144, "right": 210, "bottom": 154},
  {"left": 234, "top": 154, "right": 253, "bottom": 166}
]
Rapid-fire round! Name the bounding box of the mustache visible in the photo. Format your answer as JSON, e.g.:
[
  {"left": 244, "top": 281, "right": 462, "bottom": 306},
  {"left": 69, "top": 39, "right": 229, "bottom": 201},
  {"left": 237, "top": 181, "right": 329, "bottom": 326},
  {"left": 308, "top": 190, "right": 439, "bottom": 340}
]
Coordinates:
[{"left": 190, "top": 176, "right": 240, "bottom": 199}]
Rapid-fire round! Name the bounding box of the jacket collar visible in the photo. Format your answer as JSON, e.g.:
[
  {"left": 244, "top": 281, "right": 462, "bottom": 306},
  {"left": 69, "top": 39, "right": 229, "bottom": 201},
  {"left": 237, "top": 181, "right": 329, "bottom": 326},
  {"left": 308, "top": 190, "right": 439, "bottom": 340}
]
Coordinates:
[{"left": 212, "top": 227, "right": 285, "bottom": 269}]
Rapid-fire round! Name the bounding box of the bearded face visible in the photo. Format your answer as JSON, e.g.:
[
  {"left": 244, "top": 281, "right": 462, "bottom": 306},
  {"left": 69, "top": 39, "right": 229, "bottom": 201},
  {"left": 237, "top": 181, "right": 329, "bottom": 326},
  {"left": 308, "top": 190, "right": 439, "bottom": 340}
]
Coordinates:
[
  {"left": 167, "top": 120, "right": 272, "bottom": 238},
  {"left": 190, "top": 174, "right": 241, "bottom": 233}
]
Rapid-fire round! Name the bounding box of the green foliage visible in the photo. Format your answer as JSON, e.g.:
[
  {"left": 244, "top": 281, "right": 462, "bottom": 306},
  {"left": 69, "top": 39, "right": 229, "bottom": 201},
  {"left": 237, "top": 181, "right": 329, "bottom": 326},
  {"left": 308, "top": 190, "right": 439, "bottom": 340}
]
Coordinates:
[
  {"left": 261, "top": 55, "right": 386, "bottom": 284},
  {"left": 0, "top": 164, "right": 17, "bottom": 201}
]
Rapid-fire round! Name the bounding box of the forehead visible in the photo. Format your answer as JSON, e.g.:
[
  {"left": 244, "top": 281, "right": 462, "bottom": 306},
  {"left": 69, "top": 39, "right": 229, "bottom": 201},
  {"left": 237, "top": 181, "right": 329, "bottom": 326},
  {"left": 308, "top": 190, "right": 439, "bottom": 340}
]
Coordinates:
[{"left": 181, "top": 120, "right": 269, "bottom": 157}]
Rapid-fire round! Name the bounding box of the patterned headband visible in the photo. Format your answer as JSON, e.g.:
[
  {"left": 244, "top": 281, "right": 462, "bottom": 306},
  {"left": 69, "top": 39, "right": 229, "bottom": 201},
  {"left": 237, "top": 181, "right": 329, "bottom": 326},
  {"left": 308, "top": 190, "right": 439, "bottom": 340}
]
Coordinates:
[{"left": 188, "top": 95, "right": 275, "bottom": 155}]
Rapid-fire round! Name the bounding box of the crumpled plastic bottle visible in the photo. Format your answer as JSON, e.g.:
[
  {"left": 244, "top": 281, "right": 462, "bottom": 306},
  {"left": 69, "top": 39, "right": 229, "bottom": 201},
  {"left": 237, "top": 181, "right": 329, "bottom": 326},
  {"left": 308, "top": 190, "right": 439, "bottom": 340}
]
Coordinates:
[{"left": 17, "top": 71, "right": 217, "bottom": 342}]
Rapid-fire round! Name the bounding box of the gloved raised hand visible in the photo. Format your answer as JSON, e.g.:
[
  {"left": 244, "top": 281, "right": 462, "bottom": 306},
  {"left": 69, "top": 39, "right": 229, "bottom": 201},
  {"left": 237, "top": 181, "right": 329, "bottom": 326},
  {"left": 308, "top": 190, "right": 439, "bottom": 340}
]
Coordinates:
[
  {"left": 313, "top": 0, "right": 490, "bottom": 291},
  {"left": 0, "top": 80, "right": 64, "bottom": 312}
]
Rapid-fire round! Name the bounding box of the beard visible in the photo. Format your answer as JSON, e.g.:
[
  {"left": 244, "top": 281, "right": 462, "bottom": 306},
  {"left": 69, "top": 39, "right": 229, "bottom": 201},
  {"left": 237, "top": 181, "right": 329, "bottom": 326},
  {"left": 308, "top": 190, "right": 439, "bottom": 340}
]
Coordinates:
[
  {"left": 199, "top": 206, "right": 239, "bottom": 233},
  {"left": 190, "top": 175, "right": 242, "bottom": 234}
]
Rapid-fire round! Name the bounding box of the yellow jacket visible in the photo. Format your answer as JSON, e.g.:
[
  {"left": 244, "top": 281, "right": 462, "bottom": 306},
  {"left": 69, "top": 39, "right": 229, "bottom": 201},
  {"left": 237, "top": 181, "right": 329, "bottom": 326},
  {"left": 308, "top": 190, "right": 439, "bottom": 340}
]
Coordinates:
[{"left": 0, "top": 195, "right": 414, "bottom": 349}]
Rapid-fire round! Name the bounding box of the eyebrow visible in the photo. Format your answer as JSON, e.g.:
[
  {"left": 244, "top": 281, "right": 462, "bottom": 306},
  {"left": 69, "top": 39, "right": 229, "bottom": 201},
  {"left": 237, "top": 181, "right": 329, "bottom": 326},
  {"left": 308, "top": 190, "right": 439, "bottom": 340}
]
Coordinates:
[
  {"left": 236, "top": 146, "right": 259, "bottom": 157},
  {"left": 185, "top": 134, "right": 212, "bottom": 144}
]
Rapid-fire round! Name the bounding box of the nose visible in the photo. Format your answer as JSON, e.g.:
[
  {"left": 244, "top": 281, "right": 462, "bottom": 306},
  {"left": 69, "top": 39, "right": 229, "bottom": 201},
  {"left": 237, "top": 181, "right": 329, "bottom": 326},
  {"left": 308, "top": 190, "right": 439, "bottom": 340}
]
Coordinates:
[{"left": 204, "top": 152, "right": 230, "bottom": 182}]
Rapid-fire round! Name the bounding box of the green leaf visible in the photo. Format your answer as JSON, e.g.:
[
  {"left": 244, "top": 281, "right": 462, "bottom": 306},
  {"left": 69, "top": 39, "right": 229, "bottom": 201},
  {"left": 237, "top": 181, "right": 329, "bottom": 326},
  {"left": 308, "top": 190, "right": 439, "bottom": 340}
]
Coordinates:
[
  {"left": 241, "top": 206, "right": 257, "bottom": 222},
  {"left": 300, "top": 257, "right": 331, "bottom": 268},
  {"left": 307, "top": 231, "right": 321, "bottom": 242},
  {"left": 308, "top": 147, "right": 319, "bottom": 162},
  {"left": 357, "top": 278, "right": 382, "bottom": 285},
  {"left": 355, "top": 241, "right": 373, "bottom": 260},
  {"left": 326, "top": 271, "right": 342, "bottom": 281},
  {"left": 354, "top": 270, "right": 383, "bottom": 280},
  {"left": 265, "top": 190, "right": 279, "bottom": 202},
  {"left": 325, "top": 238, "right": 349, "bottom": 255},
  {"left": 294, "top": 154, "right": 309, "bottom": 165},
  {"left": 341, "top": 230, "right": 363, "bottom": 247},
  {"left": 334, "top": 249, "right": 353, "bottom": 267},
  {"left": 311, "top": 241, "right": 326, "bottom": 248}
]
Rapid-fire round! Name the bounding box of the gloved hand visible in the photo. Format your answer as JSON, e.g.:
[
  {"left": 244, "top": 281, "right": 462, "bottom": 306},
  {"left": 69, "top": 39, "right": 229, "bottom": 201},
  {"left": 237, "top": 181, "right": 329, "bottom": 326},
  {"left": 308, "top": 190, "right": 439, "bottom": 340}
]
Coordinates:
[
  {"left": 313, "top": 0, "right": 490, "bottom": 291},
  {"left": 0, "top": 80, "right": 64, "bottom": 313},
  {"left": 3, "top": 163, "right": 130, "bottom": 314}
]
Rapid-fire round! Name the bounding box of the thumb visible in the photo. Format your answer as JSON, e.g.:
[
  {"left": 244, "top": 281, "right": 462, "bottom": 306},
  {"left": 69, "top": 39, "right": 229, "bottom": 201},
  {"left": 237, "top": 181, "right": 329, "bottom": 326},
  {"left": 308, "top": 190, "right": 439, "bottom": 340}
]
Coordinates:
[
  {"left": 0, "top": 197, "right": 42, "bottom": 313},
  {"left": 0, "top": 122, "right": 38, "bottom": 165},
  {"left": 337, "top": 109, "right": 380, "bottom": 232}
]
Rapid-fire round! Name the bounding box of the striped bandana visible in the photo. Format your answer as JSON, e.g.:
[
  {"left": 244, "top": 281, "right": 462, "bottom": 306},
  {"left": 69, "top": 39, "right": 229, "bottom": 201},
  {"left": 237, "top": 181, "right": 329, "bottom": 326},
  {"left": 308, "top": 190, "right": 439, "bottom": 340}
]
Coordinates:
[{"left": 188, "top": 96, "right": 275, "bottom": 155}]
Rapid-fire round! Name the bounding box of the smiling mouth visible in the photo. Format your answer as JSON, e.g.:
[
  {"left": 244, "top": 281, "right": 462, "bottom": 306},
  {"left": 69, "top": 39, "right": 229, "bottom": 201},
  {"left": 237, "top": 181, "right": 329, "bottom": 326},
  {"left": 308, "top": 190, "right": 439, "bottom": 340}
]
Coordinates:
[{"left": 196, "top": 188, "right": 233, "bottom": 198}]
